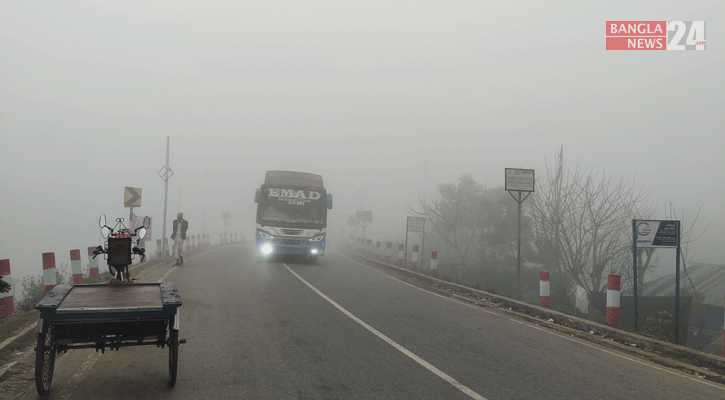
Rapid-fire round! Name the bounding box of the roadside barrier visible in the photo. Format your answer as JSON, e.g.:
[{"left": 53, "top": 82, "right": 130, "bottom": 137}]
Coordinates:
[
  {"left": 70, "top": 249, "right": 83, "bottom": 284},
  {"left": 607, "top": 274, "right": 621, "bottom": 326},
  {"left": 42, "top": 252, "right": 57, "bottom": 294},
  {"left": 398, "top": 244, "right": 404, "bottom": 267},
  {"left": 540, "top": 270, "right": 550, "bottom": 308},
  {"left": 411, "top": 245, "right": 419, "bottom": 271},
  {"left": 0, "top": 259, "right": 14, "bottom": 317},
  {"left": 386, "top": 242, "right": 392, "bottom": 264},
  {"left": 430, "top": 251, "right": 438, "bottom": 278},
  {"left": 375, "top": 241, "right": 381, "bottom": 261},
  {"left": 88, "top": 246, "right": 100, "bottom": 278}
]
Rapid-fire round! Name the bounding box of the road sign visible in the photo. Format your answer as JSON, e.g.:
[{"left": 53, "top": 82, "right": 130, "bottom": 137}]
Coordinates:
[
  {"left": 356, "top": 211, "right": 372, "bottom": 222},
  {"left": 407, "top": 217, "right": 425, "bottom": 233},
  {"left": 505, "top": 168, "right": 535, "bottom": 192},
  {"left": 124, "top": 187, "right": 142, "bottom": 207},
  {"left": 222, "top": 211, "right": 231, "bottom": 219},
  {"left": 635, "top": 220, "right": 679, "bottom": 247}
]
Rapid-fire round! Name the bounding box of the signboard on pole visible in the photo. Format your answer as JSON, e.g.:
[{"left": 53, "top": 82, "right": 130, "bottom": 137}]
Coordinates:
[
  {"left": 407, "top": 217, "right": 425, "bottom": 233},
  {"left": 505, "top": 168, "right": 535, "bottom": 192},
  {"left": 356, "top": 211, "right": 372, "bottom": 223},
  {"left": 634, "top": 220, "right": 680, "bottom": 247},
  {"left": 632, "top": 219, "right": 681, "bottom": 343}
]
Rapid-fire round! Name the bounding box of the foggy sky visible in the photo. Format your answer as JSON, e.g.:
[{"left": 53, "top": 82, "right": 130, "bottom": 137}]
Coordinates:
[{"left": 1, "top": 1, "right": 723, "bottom": 284}]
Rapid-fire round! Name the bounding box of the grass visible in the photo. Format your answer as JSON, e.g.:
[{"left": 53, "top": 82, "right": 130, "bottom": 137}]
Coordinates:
[
  {"left": 0, "top": 310, "right": 40, "bottom": 368},
  {"left": 0, "top": 310, "right": 38, "bottom": 341}
]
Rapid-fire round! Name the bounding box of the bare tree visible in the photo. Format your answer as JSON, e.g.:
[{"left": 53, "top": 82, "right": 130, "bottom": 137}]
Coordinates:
[
  {"left": 407, "top": 174, "right": 485, "bottom": 270},
  {"left": 529, "top": 147, "right": 654, "bottom": 310}
]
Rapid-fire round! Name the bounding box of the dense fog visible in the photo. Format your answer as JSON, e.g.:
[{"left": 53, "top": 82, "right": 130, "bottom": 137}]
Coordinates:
[{"left": 1, "top": 1, "right": 723, "bottom": 287}]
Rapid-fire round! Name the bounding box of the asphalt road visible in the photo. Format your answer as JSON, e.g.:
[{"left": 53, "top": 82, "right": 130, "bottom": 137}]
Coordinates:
[{"left": 10, "top": 242, "right": 725, "bottom": 399}]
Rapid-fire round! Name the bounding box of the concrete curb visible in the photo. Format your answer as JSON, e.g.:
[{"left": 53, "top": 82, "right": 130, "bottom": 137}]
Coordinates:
[{"left": 345, "top": 249, "right": 725, "bottom": 385}]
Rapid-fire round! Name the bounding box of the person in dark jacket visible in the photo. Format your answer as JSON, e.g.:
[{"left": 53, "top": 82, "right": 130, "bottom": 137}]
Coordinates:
[{"left": 172, "top": 212, "right": 188, "bottom": 266}]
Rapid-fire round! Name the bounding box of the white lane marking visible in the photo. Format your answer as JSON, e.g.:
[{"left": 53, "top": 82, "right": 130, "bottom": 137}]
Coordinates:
[
  {"left": 155, "top": 247, "right": 218, "bottom": 283},
  {"left": 335, "top": 250, "right": 725, "bottom": 390},
  {"left": 58, "top": 351, "right": 102, "bottom": 400},
  {"left": 283, "top": 263, "right": 488, "bottom": 400},
  {"left": 69, "top": 350, "right": 101, "bottom": 383},
  {"left": 157, "top": 266, "right": 178, "bottom": 283}
]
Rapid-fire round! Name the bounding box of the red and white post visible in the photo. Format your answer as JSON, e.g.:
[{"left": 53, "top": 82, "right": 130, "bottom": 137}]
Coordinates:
[
  {"left": 185, "top": 238, "right": 190, "bottom": 253},
  {"left": 397, "top": 244, "right": 404, "bottom": 267},
  {"left": 42, "top": 252, "right": 57, "bottom": 294},
  {"left": 539, "top": 270, "right": 550, "bottom": 308},
  {"left": 386, "top": 242, "right": 392, "bottom": 264},
  {"left": 606, "top": 274, "right": 621, "bottom": 326},
  {"left": 163, "top": 238, "right": 170, "bottom": 256},
  {"left": 70, "top": 249, "right": 83, "bottom": 284},
  {"left": 375, "top": 241, "right": 381, "bottom": 261},
  {"left": 366, "top": 239, "right": 372, "bottom": 258},
  {"left": 430, "top": 251, "right": 438, "bottom": 278},
  {"left": 156, "top": 239, "right": 162, "bottom": 259},
  {"left": 411, "top": 245, "right": 419, "bottom": 271},
  {"left": 0, "top": 259, "right": 15, "bottom": 318},
  {"left": 87, "top": 246, "right": 100, "bottom": 279}
]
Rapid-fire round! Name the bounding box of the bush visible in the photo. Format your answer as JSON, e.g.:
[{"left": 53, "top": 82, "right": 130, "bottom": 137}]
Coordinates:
[
  {"left": 588, "top": 309, "right": 605, "bottom": 324},
  {"left": 16, "top": 274, "right": 45, "bottom": 312},
  {"left": 15, "top": 263, "right": 73, "bottom": 312},
  {"left": 644, "top": 311, "right": 675, "bottom": 342}
]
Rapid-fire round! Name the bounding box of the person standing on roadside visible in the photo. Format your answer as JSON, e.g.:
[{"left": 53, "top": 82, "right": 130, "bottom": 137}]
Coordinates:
[{"left": 172, "top": 212, "right": 188, "bottom": 266}]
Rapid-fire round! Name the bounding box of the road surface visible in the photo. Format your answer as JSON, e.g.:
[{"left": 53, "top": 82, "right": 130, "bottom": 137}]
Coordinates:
[{"left": 8, "top": 242, "right": 725, "bottom": 399}]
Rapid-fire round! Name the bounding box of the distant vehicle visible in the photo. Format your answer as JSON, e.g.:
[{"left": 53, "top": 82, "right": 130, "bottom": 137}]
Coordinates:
[{"left": 254, "top": 171, "right": 333, "bottom": 263}]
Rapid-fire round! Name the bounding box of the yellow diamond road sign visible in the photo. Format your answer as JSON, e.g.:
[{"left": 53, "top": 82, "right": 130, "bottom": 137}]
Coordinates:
[{"left": 124, "top": 187, "right": 142, "bottom": 207}]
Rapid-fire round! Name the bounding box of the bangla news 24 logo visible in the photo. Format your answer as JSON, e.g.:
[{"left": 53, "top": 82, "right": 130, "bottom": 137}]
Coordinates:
[{"left": 606, "top": 21, "right": 706, "bottom": 50}]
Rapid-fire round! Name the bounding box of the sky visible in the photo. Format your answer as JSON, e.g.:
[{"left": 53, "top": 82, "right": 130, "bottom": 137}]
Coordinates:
[{"left": 1, "top": 1, "right": 723, "bottom": 286}]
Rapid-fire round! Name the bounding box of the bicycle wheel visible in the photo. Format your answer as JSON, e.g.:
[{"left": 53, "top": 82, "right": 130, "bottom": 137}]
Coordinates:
[{"left": 35, "top": 325, "right": 56, "bottom": 396}]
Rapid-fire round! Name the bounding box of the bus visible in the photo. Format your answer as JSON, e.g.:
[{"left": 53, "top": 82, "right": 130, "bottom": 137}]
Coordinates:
[{"left": 254, "top": 171, "right": 333, "bottom": 263}]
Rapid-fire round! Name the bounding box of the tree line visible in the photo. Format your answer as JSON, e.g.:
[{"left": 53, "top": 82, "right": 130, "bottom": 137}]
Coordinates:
[{"left": 409, "top": 147, "right": 705, "bottom": 315}]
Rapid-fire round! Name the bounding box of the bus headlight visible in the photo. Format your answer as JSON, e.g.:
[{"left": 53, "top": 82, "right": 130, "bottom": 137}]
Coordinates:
[
  {"left": 260, "top": 243, "right": 274, "bottom": 255},
  {"left": 309, "top": 235, "right": 324, "bottom": 242},
  {"left": 259, "top": 231, "right": 274, "bottom": 240}
]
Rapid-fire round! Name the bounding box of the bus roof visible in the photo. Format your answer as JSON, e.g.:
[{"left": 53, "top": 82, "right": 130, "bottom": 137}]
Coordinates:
[{"left": 264, "top": 171, "right": 325, "bottom": 188}]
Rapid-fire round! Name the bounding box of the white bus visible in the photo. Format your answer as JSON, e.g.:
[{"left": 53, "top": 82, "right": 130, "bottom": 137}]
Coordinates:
[{"left": 254, "top": 171, "right": 333, "bottom": 263}]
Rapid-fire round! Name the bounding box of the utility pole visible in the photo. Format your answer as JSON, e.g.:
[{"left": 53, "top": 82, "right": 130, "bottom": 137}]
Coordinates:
[{"left": 158, "top": 137, "right": 174, "bottom": 256}]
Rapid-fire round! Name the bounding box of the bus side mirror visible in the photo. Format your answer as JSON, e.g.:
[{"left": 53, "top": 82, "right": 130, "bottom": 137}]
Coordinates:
[
  {"left": 327, "top": 193, "right": 333, "bottom": 209},
  {"left": 255, "top": 188, "right": 261, "bottom": 204}
]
